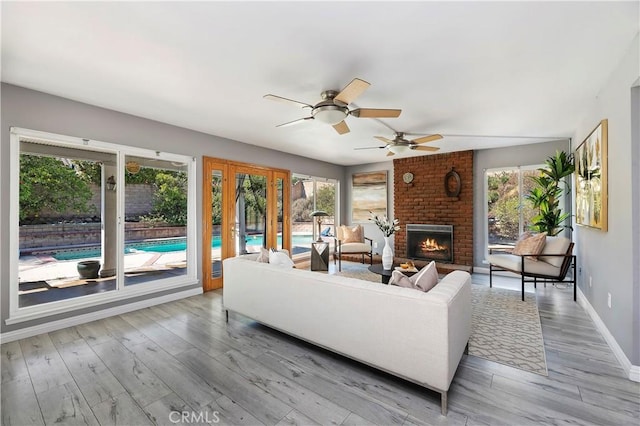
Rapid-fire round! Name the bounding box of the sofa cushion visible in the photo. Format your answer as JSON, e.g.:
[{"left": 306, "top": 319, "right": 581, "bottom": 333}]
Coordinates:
[
  {"left": 339, "top": 242, "right": 371, "bottom": 253},
  {"left": 268, "top": 250, "right": 294, "bottom": 268},
  {"left": 390, "top": 270, "right": 414, "bottom": 288},
  {"left": 256, "top": 247, "right": 270, "bottom": 263},
  {"left": 488, "top": 253, "right": 561, "bottom": 277},
  {"left": 539, "top": 236, "right": 571, "bottom": 268},
  {"left": 512, "top": 232, "right": 547, "bottom": 261},
  {"left": 340, "top": 225, "right": 364, "bottom": 243},
  {"left": 414, "top": 261, "right": 439, "bottom": 292},
  {"left": 390, "top": 261, "right": 438, "bottom": 292}
]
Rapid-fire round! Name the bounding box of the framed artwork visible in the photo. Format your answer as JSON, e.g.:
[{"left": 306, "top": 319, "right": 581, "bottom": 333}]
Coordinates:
[
  {"left": 351, "top": 171, "right": 387, "bottom": 222},
  {"left": 575, "top": 119, "right": 608, "bottom": 231}
]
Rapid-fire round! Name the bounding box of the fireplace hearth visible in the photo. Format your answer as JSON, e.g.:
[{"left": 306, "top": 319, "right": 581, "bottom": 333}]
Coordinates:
[{"left": 407, "top": 224, "right": 453, "bottom": 263}]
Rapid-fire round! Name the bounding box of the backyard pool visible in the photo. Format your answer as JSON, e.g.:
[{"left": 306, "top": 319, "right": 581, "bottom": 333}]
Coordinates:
[{"left": 41, "top": 234, "right": 313, "bottom": 261}]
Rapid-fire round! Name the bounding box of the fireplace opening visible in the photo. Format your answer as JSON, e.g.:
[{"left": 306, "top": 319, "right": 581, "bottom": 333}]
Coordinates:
[{"left": 407, "top": 224, "right": 453, "bottom": 263}]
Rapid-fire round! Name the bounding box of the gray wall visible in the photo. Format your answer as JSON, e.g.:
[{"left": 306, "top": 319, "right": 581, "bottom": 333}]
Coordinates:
[
  {"left": 0, "top": 83, "right": 344, "bottom": 334},
  {"left": 631, "top": 85, "right": 639, "bottom": 366},
  {"left": 571, "top": 34, "right": 639, "bottom": 365},
  {"left": 473, "top": 139, "right": 572, "bottom": 268},
  {"left": 344, "top": 161, "right": 394, "bottom": 254}
]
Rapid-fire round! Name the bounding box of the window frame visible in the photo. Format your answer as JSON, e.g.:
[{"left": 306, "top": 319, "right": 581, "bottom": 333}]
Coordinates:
[
  {"left": 8, "top": 127, "right": 197, "bottom": 324},
  {"left": 483, "top": 164, "right": 544, "bottom": 262}
]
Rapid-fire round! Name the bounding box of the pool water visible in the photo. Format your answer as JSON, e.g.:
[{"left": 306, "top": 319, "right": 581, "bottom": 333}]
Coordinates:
[{"left": 46, "top": 234, "right": 313, "bottom": 261}]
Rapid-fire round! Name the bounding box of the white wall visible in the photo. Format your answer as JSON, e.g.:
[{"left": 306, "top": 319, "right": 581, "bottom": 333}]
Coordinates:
[{"left": 572, "top": 34, "right": 639, "bottom": 365}]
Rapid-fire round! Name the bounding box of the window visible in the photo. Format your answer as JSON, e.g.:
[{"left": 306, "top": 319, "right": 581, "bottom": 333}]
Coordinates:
[
  {"left": 291, "top": 174, "right": 338, "bottom": 257},
  {"left": 484, "top": 166, "right": 540, "bottom": 258},
  {"left": 9, "top": 128, "right": 196, "bottom": 323}
]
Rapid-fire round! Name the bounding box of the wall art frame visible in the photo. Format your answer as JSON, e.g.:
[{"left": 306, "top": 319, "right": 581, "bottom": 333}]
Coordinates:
[
  {"left": 351, "top": 171, "right": 387, "bottom": 222},
  {"left": 575, "top": 119, "right": 608, "bottom": 231}
]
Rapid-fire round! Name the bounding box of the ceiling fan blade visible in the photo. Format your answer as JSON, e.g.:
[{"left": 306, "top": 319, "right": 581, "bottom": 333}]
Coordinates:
[
  {"left": 412, "top": 134, "right": 443, "bottom": 144},
  {"left": 332, "top": 120, "right": 350, "bottom": 135},
  {"left": 276, "top": 117, "right": 314, "bottom": 128},
  {"left": 351, "top": 108, "right": 402, "bottom": 118},
  {"left": 354, "top": 146, "right": 386, "bottom": 150},
  {"left": 412, "top": 145, "right": 440, "bottom": 152},
  {"left": 264, "top": 94, "right": 313, "bottom": 109},
  {"left": 334, "top": 78, "right": 370, "bottom": 105},
  {"left": 374, "top": 136, "right": 393, "bottom": 144},
  {"left": 386, "top": 151, "right": 395, "bottom": 157}
]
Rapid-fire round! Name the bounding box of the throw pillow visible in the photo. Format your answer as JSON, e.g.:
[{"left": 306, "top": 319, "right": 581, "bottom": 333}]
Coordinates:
[
  {"left": 512, "top": 232, "right": 547, "bottom": 261},
  {"left": 256, "top": 247, "right": 270, "bottom": 263},
  {"left": 341, "top": 225, "right": 363, "bottom": 243},
  {"left": 389, "top": 270, "right": 414, "bottom": 288},
  {"left": 268, "top": 250, "right": 295, "bottom": 268},
  {"left": 412, "top": 261, "right": 439, "bottom": 292}
]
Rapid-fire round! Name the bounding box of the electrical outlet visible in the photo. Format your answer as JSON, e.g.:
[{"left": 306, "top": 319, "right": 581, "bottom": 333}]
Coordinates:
[
  {"left": 589, "top": 276, "right": 592, "bottom": 287},
  {"left": 608, "top": 292, "right": 612, "bottom": 308},
  {"left": 373, "top": 242, "right": 378, "bottom": 249}
]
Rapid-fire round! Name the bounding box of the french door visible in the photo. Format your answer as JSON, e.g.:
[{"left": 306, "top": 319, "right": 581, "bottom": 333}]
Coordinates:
[{"left": 202, "top": 157, "right": 290, "bottom": 291}]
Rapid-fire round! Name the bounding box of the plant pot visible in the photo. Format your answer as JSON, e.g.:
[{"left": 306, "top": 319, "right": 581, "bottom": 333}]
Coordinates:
[{"left": 77, "top": 260, "right": 101, "bottom": 279}]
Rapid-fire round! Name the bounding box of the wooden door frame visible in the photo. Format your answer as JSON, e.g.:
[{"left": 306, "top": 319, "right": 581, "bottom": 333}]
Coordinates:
[{"left": 202, "top": 157, "right": 290, "bottom": 291}]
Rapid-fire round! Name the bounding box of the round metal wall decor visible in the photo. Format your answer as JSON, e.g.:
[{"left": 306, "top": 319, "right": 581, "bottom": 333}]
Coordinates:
[
  {"left": 402, "top": 172, "right": 414, "bottom": 184},
  {"left": 444, "top": 167, "right": 461, "bottom": 197}
]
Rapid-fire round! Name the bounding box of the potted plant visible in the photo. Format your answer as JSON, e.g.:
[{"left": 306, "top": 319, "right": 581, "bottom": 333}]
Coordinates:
[{"left": 525, "top": 150, "right": 575, "bottom": 236}]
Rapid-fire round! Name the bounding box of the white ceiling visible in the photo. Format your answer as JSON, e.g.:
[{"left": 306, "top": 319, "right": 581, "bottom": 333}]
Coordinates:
[{"left": 2, "top": 2, "right": 638, "bottom": 165}]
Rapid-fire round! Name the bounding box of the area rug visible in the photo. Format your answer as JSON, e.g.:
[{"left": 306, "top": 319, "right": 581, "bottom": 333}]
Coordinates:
[
  {"left": 470, "top": 285, "right": 547, "bottom": 376},
  {"left": 334, "top": 266, "right": 548, "bottom": 376}
]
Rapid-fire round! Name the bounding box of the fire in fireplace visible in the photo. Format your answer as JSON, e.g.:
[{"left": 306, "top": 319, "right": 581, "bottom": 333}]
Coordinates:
[{"left": 407, "top": 224, "right": 453, "bottom": 263}]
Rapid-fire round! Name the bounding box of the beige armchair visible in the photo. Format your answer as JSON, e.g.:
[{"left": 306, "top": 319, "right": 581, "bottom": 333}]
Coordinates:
[
  {"left": 334, "top": 224, "right": 373, "bottom": 271},
  {"left": 488, "top": 236, "right": 576, "bottom": 301}
]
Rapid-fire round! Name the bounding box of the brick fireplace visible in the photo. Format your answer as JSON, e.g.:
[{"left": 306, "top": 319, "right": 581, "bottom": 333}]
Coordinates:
[{"left": 393, "top": 151, "right": 473, "bottom": 271}]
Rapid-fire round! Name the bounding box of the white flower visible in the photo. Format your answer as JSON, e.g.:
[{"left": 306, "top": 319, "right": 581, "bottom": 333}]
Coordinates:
[{"left": 368, "top": 211, "right": 400, "bottom": 237}]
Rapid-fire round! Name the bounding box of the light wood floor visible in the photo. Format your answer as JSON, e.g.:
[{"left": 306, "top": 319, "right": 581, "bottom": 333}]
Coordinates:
[{"left": 2, "top": 269, "right": 639, "bottom": 425}]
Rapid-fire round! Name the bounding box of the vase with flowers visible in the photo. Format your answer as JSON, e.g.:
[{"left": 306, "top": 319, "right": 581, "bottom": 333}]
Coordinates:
[{"left": 369, "top": 211, "right": 400, "bottom": 270}]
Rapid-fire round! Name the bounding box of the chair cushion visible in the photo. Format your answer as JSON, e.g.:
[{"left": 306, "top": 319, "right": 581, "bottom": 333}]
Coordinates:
[
  {"left": 512, "top": 232, "right": 547, "bottom": 261},
  {"left": 339, "top": 225, "right": 364, "bottom": 243},
  {"left": 539, "top": 236, "right": 571, "bottom": 268},
  {"left": 488, "top": 253, "right": 561, "bottom": 277},
  {"left": 339, "top": 242, "right": 371, "bottom": 254}
]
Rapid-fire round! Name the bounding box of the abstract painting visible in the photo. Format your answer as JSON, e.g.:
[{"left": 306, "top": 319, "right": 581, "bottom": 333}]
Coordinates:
[
  {"left": 352, "top": 171, "right": 387, "bottom": 222},
  {"left": 575, "top": 119, "right": 608, "bottom": 231}
]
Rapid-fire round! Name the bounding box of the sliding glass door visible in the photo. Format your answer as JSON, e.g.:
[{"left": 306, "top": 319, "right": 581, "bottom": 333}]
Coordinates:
[{"left": 202, "top": 158, "right": 290, "bottom": 291}]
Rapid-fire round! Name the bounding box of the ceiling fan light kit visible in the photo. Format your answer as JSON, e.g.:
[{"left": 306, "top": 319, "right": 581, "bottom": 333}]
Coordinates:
[
  {"left": 311, "top": 105, "right": 349, "bottom": 125},
  {"left": 265, "top": 77, "right": 401, "bottom": 134},
  {"left": 355, "top": 132, "right": 444, "bottom": 157}
]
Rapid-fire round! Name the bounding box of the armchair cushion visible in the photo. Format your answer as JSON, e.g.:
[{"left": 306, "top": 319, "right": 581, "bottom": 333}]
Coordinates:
[
  {"left": 338, "top": 225, "right": 364, "bottom": 243},
  {"left": 540, "top": 236, "right": 572, "bottom": 268},
  {"left": 487, "top": 253, "right": 561, "bottom": 277},
  {"left": 339, "top": 242, "right": 371, "bottom": 253},
  {"left": 512, "top": 232, "right": 547, "bottom": 261}
]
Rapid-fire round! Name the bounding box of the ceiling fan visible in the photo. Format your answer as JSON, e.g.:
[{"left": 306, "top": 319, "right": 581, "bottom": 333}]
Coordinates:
[
  {"left": 355, "top": 132, "right": 443, "bottom": 156},
  {"left": 264, "top": 78, "right": 401, "bottom": 135}
]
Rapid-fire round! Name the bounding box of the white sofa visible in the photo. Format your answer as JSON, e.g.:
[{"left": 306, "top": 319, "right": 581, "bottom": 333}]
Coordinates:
[{"left": 222, "top": 254, "right": 472, "bottom": 415}]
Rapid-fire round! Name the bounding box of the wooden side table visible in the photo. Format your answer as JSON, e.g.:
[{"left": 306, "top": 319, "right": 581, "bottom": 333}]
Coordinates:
[{"left": 311, "top": 241, "right": 330, "bottom": 271}]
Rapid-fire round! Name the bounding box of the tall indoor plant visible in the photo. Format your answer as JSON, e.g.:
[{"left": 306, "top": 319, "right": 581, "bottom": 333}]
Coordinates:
[{"left": 525, "top": 150, "right": 575, "bottom": 236}]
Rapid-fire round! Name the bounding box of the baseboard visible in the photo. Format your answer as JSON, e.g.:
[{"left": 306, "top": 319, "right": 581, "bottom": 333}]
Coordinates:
[
  {"left": 0, "top": 287, "right": 203, "bottom": 343},
  {"left": 577, "top": 288, "right": 639, "bottom": 382}
]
